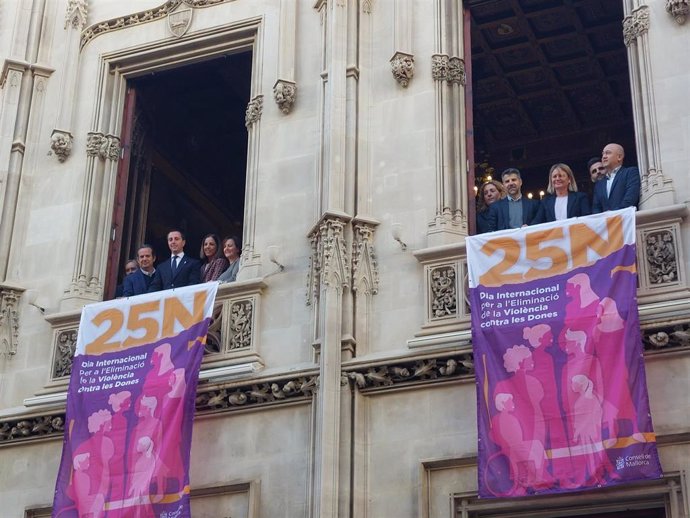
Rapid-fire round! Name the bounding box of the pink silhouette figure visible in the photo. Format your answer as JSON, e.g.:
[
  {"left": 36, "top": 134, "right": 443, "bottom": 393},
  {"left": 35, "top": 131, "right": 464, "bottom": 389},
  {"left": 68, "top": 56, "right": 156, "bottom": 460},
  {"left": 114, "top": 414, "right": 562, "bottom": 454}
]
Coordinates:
[
  {"left": 68, "top": 409, "right": 115, "bottom": 518},
  {"left": 489, "top": 393, "right": 551, "bottom": 495},
  {"left": 571, "top": 374, "right": 618, "bottom": 484},
  {"left": 522, "top": 324, "right": 574, "bottom": 487},
  {"left": 105, "top": 390, "right": 131, "bottom": 517},
  {"left": 494, "top": 345, "right": 547, "bottom": 449},
  {"left": 125, "top": 395, "right": 161, "bottom": 517},
  {"left": 141, "top": 343, "right": 175, "bottom": 416},
  {"left": 563, "top": 273, "right": 600, "bottom": 353},
  {"left": 593, "top": 297, "right": 642, "bottom": 441},
  {"left": 153, "top": 368, "right": 187, "bottom": 496}
]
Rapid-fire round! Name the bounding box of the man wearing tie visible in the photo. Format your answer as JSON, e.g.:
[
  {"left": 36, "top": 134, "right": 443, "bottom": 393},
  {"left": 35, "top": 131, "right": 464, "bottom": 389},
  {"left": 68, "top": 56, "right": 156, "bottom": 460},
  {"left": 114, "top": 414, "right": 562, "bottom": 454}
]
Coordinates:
[
  {"left": 591, "top": 143, "right": 641, "bottom": 213},
  {"left": 123, "top": 244, "right": 157, "bottom": 296},
  {"left": 148, "top": 230, "right": 201, "bottom": 292}
]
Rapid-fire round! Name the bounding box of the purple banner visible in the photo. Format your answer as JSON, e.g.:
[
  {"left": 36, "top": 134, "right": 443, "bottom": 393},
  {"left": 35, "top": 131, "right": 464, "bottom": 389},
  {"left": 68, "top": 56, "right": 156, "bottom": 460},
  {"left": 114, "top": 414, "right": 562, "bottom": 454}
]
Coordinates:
[
  {"left": 53, "top": 284, "right": 217, "bottom": 517},
  {"left": 466, "top": 210, "right": 662, "bottom": 498}
]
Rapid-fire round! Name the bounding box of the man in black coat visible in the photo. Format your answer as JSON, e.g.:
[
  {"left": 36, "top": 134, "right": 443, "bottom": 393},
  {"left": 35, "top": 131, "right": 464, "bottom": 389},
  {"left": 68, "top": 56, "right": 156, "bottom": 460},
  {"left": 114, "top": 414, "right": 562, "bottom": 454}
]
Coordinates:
[
  {"left": 488, "top": 168, "right": 541, "bottom": 231},
  {"left": 123, "top": 245, "right": 157, "bottom": 296},
  {"left": 592, "top": 143, "right": 641, "bottom": 213},
  {"left": 148, "top": 230, "right": 201, "bottom": 292}
]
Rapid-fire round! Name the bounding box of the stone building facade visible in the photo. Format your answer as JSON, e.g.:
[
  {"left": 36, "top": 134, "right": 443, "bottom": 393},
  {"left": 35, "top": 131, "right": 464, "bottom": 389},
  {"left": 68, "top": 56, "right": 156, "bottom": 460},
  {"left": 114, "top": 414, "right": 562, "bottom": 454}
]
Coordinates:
[{"left": 0, "top": 0, "right": 689, "bottom": 517}]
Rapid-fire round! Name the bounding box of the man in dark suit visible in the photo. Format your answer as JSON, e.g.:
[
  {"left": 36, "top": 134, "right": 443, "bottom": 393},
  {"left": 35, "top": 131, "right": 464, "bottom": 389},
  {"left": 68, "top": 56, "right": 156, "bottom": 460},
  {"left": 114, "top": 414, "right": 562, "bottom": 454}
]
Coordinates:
[
  {"left": 592, "top": 143, "right": 640, "bottom": 213},
  {"left": 148, "top": 230, "right": 201, "bottom": 292},
  {"left": 123, "top": 245, "right": 157, "bottom": 297},
  {"left": 488, "top": 168, "right": 541, "bottom": 231}
]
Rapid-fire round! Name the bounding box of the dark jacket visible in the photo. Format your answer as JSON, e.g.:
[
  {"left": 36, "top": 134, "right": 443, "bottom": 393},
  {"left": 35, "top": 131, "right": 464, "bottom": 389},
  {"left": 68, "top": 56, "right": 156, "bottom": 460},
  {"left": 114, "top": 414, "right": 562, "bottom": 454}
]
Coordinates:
[
  {"left": 488, "top": 196, "right": 541, "bottom": 231},
  {"left": 592, "top": 166, "right": 640, "bottom": 213},
  {"left": 148, "top": 255, "right": 201, "bottom": 292},
  {"left": 534, "top": 192, "right": 590, "bottom": 223}
]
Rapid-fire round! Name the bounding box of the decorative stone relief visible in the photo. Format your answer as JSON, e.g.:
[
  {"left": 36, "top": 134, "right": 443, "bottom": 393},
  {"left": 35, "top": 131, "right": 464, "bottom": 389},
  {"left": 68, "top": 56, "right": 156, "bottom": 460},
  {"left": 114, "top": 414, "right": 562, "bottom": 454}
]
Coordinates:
[
  {"left": 644, "top": 230, "right": 678, "bottom": 285},
  {"left": 50, "top": 130, "right": 73, "bottom": 162},
  {"left": 52, "top": 329, "right": 78, "bottom": 378},
  {"left": 623, "top": 6, "right": 650, "bottom": 47},
  {"left": 666, "top": 0, "right": 689, "bottom": 24},
  {"left": 0, "top": 287, "right": 23, "bottom": 356},
  {"left": 306, "top": 232, "right": 321, "bottom": 305},
  {"left": 352, "top": 222, "right": 379, "bottom": 295},
  {"left": 167, "top": 7, "right": 192, "bottom": 37},
  {"left": 448, "top": 56, "right": 466, "bottom": 86},
  {"left": 86, "top": 132, "right": 120, "bottom": 161},
  {"left": 362, "top": 0, "right": 374, "bottom": 13},
  {"left": 430, "top": 265, "right": 457, "bottom": 319},
  {"left": 0, "top": 414, "right": 65, "bottom": 444},
  {"left": 643, "top": 322, "right": 690, "bottom": 350},
  {"left": 431, "top": 54, "right": 450, "bottom": 81},
  {"left": 273, "top": 80, "right": 296, "bottom": 114},
  {"left": 228, "top": 300, "right": 253, "bottom": 350},
  {"left": 390, "top": 52, "right": 415, "bottom": 87},
  {"left": 307, "top": 217, "right": 350, "bottom": 303},
  {"left": 65, "top": 0, "right": 88, "bottom": 29},
  {"left": 196, "top": 375, "right": 318, "bottom": 412},
  {"left": 80, "top": 0, "right": 232, "bottom": 49},
  {"left": 244, "top": 95, "right": 263, "bottom": 128},
  {"left": 346, "top": 353, "right": 474, "bottom": 391}
]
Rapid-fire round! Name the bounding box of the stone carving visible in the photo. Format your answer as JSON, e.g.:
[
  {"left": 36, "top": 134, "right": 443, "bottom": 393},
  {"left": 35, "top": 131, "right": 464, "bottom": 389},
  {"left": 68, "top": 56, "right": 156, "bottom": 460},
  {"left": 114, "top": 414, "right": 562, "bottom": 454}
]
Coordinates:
[
  {"left": 431, "top": 54, "right": 450, "bottom": 81},
  {"left": 643, "top": 323, "right": 690, "bottom": 350},
  {"left": 53, "top": 329, "right": 78, "bottom": 378},
  {"left": 228, "top": 300, "right": 253, "bottom": 350},
  {"left": 623, "top": 6, "right": 650, "bottom": 47},
  {"left": 168, "top": 7, "right": 192, "bottom": 37},
  {"left": 390, "top": 52, "right": 415, "bottom": 87},
  {"left": 0, "top": 288, "right": 22, "bottom": 356},
  {"left": 86, "top": 132, "right": 120, "bottom": 161},
  {"left": 362, "top": 0, "right": 374, "bottom": 13},
  {"left": 50, "top": 130, "right": 73, "bottom": 162},
  {"left": 320, "top": 218, "right": 349, "bottom": 289},
  {"left": 645, "top": 230, "right": 678, "bottom": 285},
  {"left": 306, "top": 232, "right": 321, "bottom": 305},
  {"left": 80, "top": 0, "right": 232, "bottom": 48},
  {"left": 346, "top": 353, "right": 474, "bottom": 390},
  {"left": 352, "top": 222, "right": 379, "bottom": 295},
  {"left": 0, "top": 415, "right": 65, "bottom": 444},
  {"left": 65, "top": 0, "right": 88, "bottom": 30},
  {"left": 448, "top": 56, "right": 466, "bottom": 86},
  {"left": 273, "top": 80, "right": 297, "bottom": 114},
  {"left": 195, "top": 375, "right": 319, "bottom": 412},
  {"left": 245, "top": 96, "right": 263, "bottom": 128},
  {"left": 666, "top": 0, "right": 690, "bottom": 24},
  {"left": 430, "top": 265, "right": 457, "bottom": 319}
]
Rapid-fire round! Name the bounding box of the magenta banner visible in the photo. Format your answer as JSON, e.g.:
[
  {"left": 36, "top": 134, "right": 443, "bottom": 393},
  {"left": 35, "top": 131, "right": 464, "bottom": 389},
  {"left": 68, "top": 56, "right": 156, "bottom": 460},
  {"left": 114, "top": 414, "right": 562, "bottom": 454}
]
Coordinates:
[
  {"left": 466, "top": 209, "right": 661, "bottom": 498},
  {"left": 52, "top": 283, "right": 218, "bottom": 517}
]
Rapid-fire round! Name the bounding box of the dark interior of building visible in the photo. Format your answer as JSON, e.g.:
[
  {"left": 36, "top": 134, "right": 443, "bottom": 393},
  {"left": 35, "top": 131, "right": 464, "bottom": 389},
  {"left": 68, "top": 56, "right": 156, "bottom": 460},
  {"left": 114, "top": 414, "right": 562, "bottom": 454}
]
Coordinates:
[{"left": 468, "top": 0, "right": 636, "bottom": 199}]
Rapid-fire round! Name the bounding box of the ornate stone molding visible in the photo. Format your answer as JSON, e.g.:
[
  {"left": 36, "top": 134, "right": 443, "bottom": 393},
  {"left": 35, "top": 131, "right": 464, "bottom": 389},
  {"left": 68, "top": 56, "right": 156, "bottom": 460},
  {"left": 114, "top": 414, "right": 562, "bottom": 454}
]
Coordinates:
[
  {"left": 244, "top": 95, "right": 263, "bottom": 128},
  {"left": 227, "top": 300, "right": 253, "bottom": 350},
  {"left": 86, "top": 132, "right": 120, "bottom": 161},
  {"left": 52, "top": 329, "right": 78, "bottom": 379},
  {"left": 65, "top": 0, "right": 88, "bottom": 30},
  {"left": 345, "top": 352, "right": 474, "bottom": 392},
  {"left": 448, "top": 56, "right": 466, "bottom": 86},
  {"left": 431, "top": 54, "right": 449, "bottom": 81},
  {"left": 50, "top": 130, "right": 73, "bottom": 162},
  {"left": 430, "top": 265, "right": 458, "bottom": 320},
  {"left": 644, "top": 230, "right": 678, "bottom": 286},
  {"left": 80, "top": 0, "right": 233, "bottom": 49},
  {"left": 352, "top": 222, "right": 379, "bottom": 295},
  {"left": 623, "top": 6, "right": 650, "bottom": 47},
  {"left": 666, "top": 0, "right": 690, "bottom": 25},
  {"left": 0, "top": 286, "right": 23, "bottom": 356},
  {"left": 390, "top": 52, "right": 415, "bottom": 87},
  {"left": 0, "top": 414, "right": 65, "bottom": 444},
  {"left": 643, "top": 322, "right": 690, "bottom": 351},
  {"left": 273, "top": 80, "right": 296, "bottom": 114},
  {"left": 307, "top": 216, "right": 351, "bottom": 303}
]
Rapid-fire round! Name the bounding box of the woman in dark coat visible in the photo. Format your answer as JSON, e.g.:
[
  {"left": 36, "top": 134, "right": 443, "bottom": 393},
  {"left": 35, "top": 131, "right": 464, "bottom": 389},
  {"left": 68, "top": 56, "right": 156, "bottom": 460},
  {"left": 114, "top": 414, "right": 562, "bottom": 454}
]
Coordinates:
[{"left": 535, "top": 163, "right": 590, "bottom": 223}]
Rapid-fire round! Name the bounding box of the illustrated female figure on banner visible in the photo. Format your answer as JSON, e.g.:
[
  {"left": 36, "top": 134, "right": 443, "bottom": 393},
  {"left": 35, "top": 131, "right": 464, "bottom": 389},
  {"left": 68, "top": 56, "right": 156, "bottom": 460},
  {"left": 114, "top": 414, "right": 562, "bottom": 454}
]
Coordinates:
[
  {"left": 490, "top": 392, "right": 550, "bottom": 495},
  {"left": 153, "top": 368, "right": 187, "bottom": 497},
  {"left": 571, "top": 374, "right": 618, "bottom": 484},
  {"left": 125, "top": 395, "right": 161, "bottom": 517},
  {"left": 141, "top": 343, "right": 175, "bottom": 413},
  {"left": 563, "top": 273, "right": 601, "bottom": 351},
  {"left": 593, "top": 297, "right": 643, "bottom": 442},
  {"left": 105, "top": 390, "right": 132, "bottom": 517},
  {"left": 68, "top": 409, "right": 115, "bottom": 518},
  {"left": 522, "top": 324, "right": 575, "bottom": 487}
]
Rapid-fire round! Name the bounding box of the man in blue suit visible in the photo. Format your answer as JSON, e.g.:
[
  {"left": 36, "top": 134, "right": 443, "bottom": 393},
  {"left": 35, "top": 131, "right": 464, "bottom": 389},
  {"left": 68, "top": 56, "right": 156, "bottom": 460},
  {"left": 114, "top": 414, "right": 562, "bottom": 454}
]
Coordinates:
[
  {"left": 123, "top": 245, "right": 157, "bottom": 297},
  {"left": 487, "top": 168, "right": 541, "bottom": 231},
  {"left": 592, "top": 143, "right": 640, "bottom": 213},
  {"left": 148, "top": 230, "right": 201, "bottom": 292}
]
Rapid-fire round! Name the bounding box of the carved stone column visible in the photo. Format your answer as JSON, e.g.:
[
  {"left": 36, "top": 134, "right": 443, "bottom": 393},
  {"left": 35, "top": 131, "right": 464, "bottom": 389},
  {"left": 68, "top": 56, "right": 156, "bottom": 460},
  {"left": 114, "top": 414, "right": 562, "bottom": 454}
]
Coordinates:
[
  {"left": 351, "top": 218, "right": 379, "bottom": 356},
  {"left": 0, "top": 284, "right": 24, "bottom": 357},
  {"left": 624, "top": 4, "right": 675, "bottom": 209},
  {"left": 427, "top": 0, "right": 469, "bottom": 246},
  {"left": 50, "top": 0, "right": 88, "bottom": 163}
]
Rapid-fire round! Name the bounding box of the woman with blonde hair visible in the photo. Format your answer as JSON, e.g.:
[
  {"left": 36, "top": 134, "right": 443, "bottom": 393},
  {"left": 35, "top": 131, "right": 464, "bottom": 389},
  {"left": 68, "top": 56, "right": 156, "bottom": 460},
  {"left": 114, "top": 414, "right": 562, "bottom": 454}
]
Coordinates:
[
  {"left": 535, "top": 163, "right": 590, "bottom": 223},
  {"left": 476, "top": 180, "right": 506, "bottom": 234}
]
